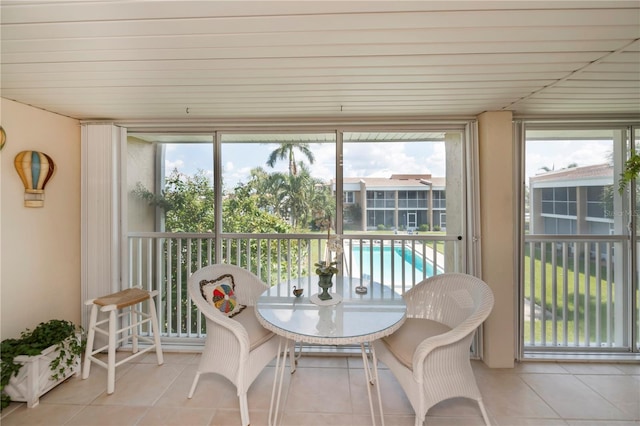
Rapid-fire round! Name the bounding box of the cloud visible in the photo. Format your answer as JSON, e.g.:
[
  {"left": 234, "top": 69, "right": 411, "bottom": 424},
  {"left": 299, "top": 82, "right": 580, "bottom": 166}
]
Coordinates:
[
  {"left": 343, "top": 141, "right": 444, "bottom": 178},
  {"left": 165, "top": 159, "right": 184, "bottom": 171},
  {"left": 223, "top": 165, "right": 254, "bottom": 189},
  {"left": 166, "top": 138, "right": 450, "bottom": 186},
  {"left": 526, "top": 140, "right": 612, "bottom": 181}
]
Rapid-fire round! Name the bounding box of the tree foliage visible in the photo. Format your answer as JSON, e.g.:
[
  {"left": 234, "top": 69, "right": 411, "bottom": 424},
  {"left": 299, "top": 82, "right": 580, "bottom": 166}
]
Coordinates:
[
  {"left": 242, "top": 163, "right": 334, "bottom": 230},
  {"left": 223, "top": 184, "right": 292, "bottom": 233},
  {"left": 134, "top": 168, "right": 215, "bottom": 232},
  {"left": 266, "top": 142, "right": 315, "bottom": 176}
]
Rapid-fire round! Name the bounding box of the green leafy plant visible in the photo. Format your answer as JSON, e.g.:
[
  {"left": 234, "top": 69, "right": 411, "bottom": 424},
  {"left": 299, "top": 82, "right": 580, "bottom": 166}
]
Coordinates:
[
  {"left": 618, "top": 153, "right": 640, "bottom": 194},
  {"left": 1, "top": 320, "right": 85, "bottom": 411},
  {"left": 314, "top": 260, "right": 339, "bottom": 276}
]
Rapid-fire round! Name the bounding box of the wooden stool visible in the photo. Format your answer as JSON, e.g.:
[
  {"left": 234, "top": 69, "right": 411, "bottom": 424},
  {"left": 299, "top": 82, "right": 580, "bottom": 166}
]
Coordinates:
[{"left": 82, "top": 287, "right": 163, "bottom": 394}]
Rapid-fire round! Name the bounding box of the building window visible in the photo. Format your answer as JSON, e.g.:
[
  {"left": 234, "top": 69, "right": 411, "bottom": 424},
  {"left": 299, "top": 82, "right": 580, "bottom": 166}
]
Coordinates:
[
  {"left": 367, "top": 209, "right": 395, "bottom": 229},
  {"left": 432, "top": 190, "right": 446, "bottom": 209},
  {"left": 343, "top": 191, "right": 354, "bottom": 204},
  {"left": 366, "top": 191, "right": 395, "bottom": 209},
  {"left": 586, "top": 186, "right": 607, "bottom": 218},
  {"left": 540, "top": 187, "right": 576, "bottom": 216},
  {"left": 398, "top": 190, "right": 427, "bottom": 208},
  {"left": 365, "top": 190, "right": 396, "bottom": 229}
]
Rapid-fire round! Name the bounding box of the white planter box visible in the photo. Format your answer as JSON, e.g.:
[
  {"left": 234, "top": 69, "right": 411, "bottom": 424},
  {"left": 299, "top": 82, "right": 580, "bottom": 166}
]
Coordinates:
[{"left": 3, "top": 336, "right": 81, "bottom": 408}]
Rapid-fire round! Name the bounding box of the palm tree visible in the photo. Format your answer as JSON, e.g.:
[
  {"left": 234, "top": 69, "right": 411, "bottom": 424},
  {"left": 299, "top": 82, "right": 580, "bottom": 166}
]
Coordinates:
[
  {"left": 244, "top": 164, "right": 332, "bottom": 229},
  {"left": 266, "top": 142, "right": 315, "bottom": 176},
  {"left": 245, "top": 167, "right": 288, "bottom": 216}
]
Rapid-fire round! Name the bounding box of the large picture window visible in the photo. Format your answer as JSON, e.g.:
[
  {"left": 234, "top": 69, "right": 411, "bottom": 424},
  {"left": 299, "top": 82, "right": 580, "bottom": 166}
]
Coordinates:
[{"left": 125, "top": 126, "right": 473, "bottom": 340}]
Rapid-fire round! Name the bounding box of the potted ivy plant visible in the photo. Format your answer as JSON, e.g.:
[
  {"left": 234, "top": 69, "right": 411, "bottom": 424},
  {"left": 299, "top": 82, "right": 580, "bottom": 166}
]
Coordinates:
[
  {"left": 618, "top": 152, "right": 640, "bottom": 194},
  {"left": 1, "top": 319, "right": 85, "bottom": 410}
]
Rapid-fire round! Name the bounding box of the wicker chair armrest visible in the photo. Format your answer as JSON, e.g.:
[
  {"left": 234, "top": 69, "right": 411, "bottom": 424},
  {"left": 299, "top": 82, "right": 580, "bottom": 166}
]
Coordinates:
[
  {"left": 411, "top": 328, "right": 470, "bottom": 373},
  {"left": 411, "top": 310, "right": 491, "bottom": 380}
]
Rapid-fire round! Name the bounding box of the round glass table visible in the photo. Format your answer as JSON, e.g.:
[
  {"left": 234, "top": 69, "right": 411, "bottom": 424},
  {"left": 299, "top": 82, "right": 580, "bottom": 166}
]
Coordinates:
[{"left": 256, "top": 276, "right": 406, "bottom": 426}]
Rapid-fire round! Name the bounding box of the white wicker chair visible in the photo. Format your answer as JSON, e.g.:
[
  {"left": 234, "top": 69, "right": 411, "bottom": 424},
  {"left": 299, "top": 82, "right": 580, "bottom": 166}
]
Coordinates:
[
  {"left": 373, "top": 273, "right": 494, "bottom": 426},
  {"left": 187, "top": 264, "right": 288, "bottom": 426}
]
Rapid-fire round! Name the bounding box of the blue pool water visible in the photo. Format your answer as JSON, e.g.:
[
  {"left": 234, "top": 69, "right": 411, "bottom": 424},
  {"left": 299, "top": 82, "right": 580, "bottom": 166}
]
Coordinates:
[{"left": 350, "top": 245, "right": 439, "bottom": 285}]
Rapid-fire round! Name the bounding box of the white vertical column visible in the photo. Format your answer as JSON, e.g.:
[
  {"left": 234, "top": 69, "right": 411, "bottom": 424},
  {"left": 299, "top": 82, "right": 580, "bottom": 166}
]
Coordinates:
[
  {"left": 477, "top": 111, "right": 516, "bottom": 368},
  {"left": 81, "top": 124, "right": 123, "bottom": 330}
]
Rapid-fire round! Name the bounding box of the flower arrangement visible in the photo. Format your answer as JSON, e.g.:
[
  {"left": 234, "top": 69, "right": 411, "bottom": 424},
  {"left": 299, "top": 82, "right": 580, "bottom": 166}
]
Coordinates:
[{"left": 313, "top": 211, "right": 343, "bottom": 276}]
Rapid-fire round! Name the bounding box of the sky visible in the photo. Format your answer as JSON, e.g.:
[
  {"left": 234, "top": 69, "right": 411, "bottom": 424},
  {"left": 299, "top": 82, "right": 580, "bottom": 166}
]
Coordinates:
[
  {"left": 525, "top": 140, "right": 613, "bottom": 182},
  {"left": 165, "top": 140, "right": 448, "bottom": 190},
  {"left": 163, "top": 137, "right": 614, "bottom": 190}
]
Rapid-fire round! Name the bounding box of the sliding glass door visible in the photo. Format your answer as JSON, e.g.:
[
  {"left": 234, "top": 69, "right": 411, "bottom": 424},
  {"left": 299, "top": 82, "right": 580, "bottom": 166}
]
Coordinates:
[{"left": 521, "top": 123, "right": 639, "bottom": 356}]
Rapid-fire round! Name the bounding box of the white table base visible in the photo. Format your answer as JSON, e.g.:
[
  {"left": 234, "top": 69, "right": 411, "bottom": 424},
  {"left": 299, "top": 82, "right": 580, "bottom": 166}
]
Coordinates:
[
  {"left": 258, "top": 278, "right": 405, "bottom": 426},
  {"left": 268, "top": 338, "right": 294, "bottom": 426},
  {"left": 267, "top": 337, "right": 385, "bottom": 426},
  {"left": 361, "top": 342, "right": 384, "bottom": 425}
]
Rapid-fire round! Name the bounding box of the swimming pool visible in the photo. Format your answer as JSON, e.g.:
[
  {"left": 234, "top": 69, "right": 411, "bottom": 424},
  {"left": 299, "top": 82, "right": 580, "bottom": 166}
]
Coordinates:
[{"left": 350, "top": 245, "right": 440, "bottom": 285}]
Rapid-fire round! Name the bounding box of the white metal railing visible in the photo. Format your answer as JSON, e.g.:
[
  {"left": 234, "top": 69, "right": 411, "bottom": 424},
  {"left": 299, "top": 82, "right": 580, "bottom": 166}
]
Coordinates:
[
  {"left": 127, "top": 232, "right": 637, "bottom": 353},
  {"left": 523, "top": 234, "right": 633, "bottom": 351},
  {"left": 127, "top": 232, "right": 458, "bottom": 340}
]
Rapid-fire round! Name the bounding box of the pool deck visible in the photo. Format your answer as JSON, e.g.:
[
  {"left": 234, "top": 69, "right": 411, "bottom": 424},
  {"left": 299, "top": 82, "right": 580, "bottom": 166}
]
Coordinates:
[{"left": 407, "top": 241, "right": 446, "bottom": 272}]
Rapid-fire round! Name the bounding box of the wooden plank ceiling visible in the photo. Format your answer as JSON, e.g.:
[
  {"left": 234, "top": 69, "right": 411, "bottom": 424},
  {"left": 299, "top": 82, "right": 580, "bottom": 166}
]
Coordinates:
[{"left": 1, "top": 1, "right": 639, "bottom": 121}]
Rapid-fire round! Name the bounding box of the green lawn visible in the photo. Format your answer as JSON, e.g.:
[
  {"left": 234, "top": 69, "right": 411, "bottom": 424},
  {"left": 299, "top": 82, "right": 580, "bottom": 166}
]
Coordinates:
[
  {"left": 523, "top": 245, "right": 615, "bottom": 346},
  {"left": 292, "top": 232, "right": 621, "bottom": 347}
]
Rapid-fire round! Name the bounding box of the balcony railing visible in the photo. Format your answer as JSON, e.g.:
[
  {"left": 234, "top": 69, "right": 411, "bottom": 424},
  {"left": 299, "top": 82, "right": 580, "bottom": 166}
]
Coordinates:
[
  {"left": 523, "top": 234, "right": 634, "bottom": 352},
  {"left": 127, "top": 232, "right": 636, "bottom": 353},
  {"left": 126, "top": 232, "right": 457, "bottom": 343}
]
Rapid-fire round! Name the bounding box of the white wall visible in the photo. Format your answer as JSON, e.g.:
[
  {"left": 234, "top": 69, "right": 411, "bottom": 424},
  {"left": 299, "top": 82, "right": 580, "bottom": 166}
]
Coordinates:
[{"left": 1, "top": 99, "right": 81, "bottom": 339}]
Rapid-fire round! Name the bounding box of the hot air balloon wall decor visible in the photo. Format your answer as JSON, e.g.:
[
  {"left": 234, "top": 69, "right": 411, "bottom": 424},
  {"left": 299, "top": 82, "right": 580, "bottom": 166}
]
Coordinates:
[
  {"left": 0, "top": 126, "right": 6, "bottom": 151},
  {"left": 14, "top": 150, "right": 56, "bottom": 207}
]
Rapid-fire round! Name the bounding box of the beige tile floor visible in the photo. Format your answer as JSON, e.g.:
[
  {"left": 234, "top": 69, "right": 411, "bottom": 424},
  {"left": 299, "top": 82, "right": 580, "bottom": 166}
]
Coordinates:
[{"left": 1, "top": 351, "right": 638, "bottom": 426}]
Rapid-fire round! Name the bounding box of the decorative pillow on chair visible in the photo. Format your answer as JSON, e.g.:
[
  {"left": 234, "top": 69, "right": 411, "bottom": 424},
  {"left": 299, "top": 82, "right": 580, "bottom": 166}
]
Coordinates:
[{"left": 199, "top": 274, "right": 246, "bottom": 317}]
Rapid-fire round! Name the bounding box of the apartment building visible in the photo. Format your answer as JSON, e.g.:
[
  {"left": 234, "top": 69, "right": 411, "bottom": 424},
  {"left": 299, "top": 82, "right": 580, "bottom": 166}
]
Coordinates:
[{"left": 339, "top": 174, "right": 446, "bottom": 231}]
